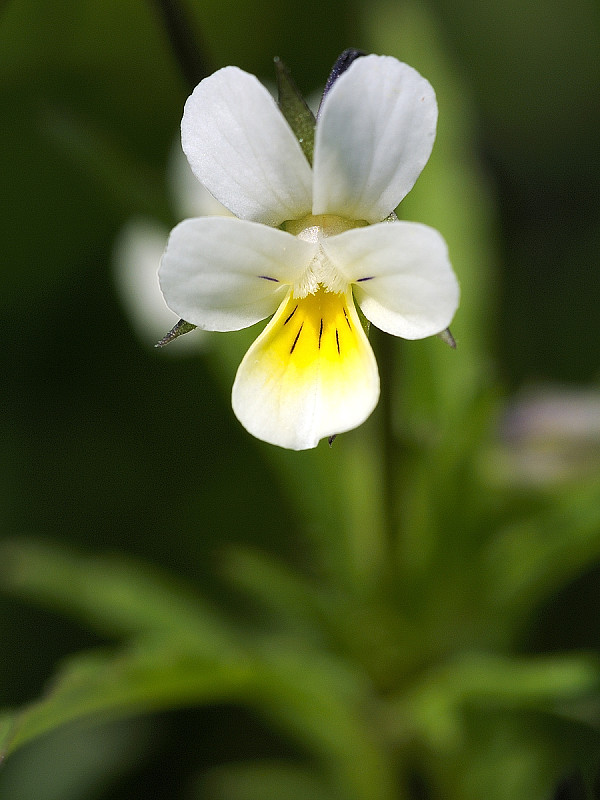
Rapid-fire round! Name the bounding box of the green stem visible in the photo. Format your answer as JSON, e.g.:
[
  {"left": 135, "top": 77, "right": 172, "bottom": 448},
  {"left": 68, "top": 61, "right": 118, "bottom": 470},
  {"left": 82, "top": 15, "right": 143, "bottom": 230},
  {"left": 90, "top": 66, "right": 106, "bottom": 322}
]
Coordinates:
[
  {"left": 374, "top": 330, "right": 401, "bottom": 570},
  {"left": 150, "top": 0, "right": 211, "bottom": 91}
]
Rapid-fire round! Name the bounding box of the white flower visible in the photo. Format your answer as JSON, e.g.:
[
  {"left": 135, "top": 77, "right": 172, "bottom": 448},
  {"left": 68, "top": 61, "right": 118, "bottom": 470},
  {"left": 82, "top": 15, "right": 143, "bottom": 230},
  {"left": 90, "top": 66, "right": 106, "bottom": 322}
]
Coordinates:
[{"left": 159, "top": 54, "right": 459, "bottom": 449}]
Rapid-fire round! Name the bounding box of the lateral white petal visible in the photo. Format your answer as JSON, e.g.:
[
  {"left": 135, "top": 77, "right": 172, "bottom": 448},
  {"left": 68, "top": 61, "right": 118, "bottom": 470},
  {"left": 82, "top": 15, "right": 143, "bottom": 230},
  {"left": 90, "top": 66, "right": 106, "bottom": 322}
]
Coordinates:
[
  {"left": 181, "top": 67, "right": 313, "bottom": 225},
  {"left": 323, "top": 222, "right": 459, "bottom": 339},
  {"left": 232, "top": 289, "right": 380, "bottom": 450},
  {"left": 159, "top": 217, "right": 316, "bottom": 331},
  {"left": 313, "top": 55, "right": 437, "bottom": 222}
]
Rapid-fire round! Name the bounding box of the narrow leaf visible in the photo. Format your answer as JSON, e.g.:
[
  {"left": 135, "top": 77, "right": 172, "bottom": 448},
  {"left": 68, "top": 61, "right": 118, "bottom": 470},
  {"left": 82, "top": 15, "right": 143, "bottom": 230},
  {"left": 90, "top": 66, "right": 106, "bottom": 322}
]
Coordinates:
[
  {"left": 483, "top": 481, "right": 600, "bottom": 615},
  {"left": 222, "top": 546, "right": 331, "bottom": 633},
  {"left": 388, "top": 651, "right": 600, "bottom": 750},
  {"left": 201, "top": 761, "right": 334, "bottom": 800},
  {"left": 0, "top": 540, "right": 238, "bottom": 653},
  {"left": 0, "top": 643, "right": 255, "bottom": 758}
]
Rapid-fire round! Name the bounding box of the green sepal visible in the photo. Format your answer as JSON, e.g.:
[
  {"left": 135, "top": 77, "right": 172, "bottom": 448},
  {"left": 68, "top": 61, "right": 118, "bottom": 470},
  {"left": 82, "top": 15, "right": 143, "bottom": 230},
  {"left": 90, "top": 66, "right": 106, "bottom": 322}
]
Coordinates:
[
  {"left": 353, "top": 295, "right": 371, "bottom": 337},
  {"left": 274, "top": 57, "right": 315, "bottom": 165},
  {"left": 155, "top": 319, "right": 197, "bottom": 348},
  {"left": 437, "top": 328, "right": 456, "bottom": 349}
]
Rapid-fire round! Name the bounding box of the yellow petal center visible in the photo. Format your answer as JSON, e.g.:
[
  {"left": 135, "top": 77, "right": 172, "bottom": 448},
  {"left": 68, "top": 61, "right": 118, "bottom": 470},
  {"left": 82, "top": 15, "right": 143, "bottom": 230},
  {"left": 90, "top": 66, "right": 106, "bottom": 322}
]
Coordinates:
[
  {"left": 232, "top": 285, "right": 380, "bottom": 449},
  {"left": 263, "top": 286, "right": 362, "bottom": 371}
]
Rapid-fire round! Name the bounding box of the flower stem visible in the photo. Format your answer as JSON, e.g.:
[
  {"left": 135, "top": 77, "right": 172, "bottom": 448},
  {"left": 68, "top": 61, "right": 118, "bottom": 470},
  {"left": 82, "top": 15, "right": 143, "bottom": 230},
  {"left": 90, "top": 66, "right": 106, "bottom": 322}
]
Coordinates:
[
  {"left": 150, "top": 0, "right": 211, "bottom": 91},
  {"left": 375, "top": 329, "right": 401, "bottom": 567}
]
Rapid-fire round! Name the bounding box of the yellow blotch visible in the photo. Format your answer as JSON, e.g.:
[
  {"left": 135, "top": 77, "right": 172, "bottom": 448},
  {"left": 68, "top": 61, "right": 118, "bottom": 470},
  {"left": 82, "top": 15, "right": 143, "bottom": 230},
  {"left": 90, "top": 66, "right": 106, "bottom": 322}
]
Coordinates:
[
  {"left": 260, "top": 287, "right": 364, "bottom": 376},
  {"left": 232, "top": 285, "right": 380, "bottom": 448}
]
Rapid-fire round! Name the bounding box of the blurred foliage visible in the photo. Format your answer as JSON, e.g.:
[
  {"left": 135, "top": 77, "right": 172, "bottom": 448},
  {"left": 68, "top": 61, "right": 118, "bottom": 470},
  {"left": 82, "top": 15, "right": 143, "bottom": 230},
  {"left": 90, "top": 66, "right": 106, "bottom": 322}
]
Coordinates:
[{"left": 1, "top": 0, "right": 600, "bottom": 798}]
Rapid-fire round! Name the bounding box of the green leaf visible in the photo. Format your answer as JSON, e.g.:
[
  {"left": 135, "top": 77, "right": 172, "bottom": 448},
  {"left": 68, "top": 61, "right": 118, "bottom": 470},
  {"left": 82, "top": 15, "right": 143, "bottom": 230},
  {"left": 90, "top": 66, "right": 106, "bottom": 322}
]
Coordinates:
[
  {"left": 388, "top": 651, "right": 600, "bottom": 751},
  {"left": 221, "top": 546, "right": 331, "bottom": 633},
  {"left": 0, "top": 607, "right": 395, "bottom": 800},
  {"left": 0, "top": 540, "right": 239, "bottom": 653},
  {"left": 482, "top": 481, "right": 600, "bottom": 617},
  {"left": 275, "top": 58, "right": 315, "bottom": 165},
  {"left": 200, "top": 761, "right": 334, "bottom": 800},
  {"left": 249, "top": 643, "right": 396, "bottom": 800},
  {"left": 0, "top": 641, "right": 256, "bottom": 758},
  {"left": 0, "top": 718, "right": 150, "bottom": 800},
  {"left": 0, "top": 715, "right": 15, "bottom": 762},
  {"left": 221, "top": 547, "right": 421, "bottom": 686}
]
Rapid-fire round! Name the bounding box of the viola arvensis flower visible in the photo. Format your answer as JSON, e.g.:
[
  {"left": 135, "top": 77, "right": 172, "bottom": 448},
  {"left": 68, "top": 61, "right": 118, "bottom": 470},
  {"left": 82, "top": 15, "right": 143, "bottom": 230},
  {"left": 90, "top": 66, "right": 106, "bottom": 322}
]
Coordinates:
[{"left": 159, "top": 52, "right": 459, "bottom": 450}]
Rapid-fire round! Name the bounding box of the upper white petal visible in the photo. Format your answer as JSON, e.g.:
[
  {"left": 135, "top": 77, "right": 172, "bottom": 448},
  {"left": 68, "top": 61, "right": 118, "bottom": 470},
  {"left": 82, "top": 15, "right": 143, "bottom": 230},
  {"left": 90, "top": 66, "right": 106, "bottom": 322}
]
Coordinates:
[
  {"left": 159, "top": 217, "right": 316, "bottom": 331},
  {"left": 322, "top": 221, "right": 459, "bottom": 339},
  {"left": 181, "top": 67, "right": 313, "bottom": 226},
  {"left": 312, "top": 55, "right": 438, "bottom": 222},
  {"left": 168, "top": 141, "right": 232, "bottom": 220}
]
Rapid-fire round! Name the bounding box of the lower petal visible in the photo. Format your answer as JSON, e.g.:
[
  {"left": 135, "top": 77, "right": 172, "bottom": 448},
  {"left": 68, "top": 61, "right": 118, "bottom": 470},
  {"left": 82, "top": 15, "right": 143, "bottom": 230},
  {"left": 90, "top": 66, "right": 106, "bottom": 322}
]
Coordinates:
[{"left": 232, "top": 288, "right": 380, "bottom": 450}]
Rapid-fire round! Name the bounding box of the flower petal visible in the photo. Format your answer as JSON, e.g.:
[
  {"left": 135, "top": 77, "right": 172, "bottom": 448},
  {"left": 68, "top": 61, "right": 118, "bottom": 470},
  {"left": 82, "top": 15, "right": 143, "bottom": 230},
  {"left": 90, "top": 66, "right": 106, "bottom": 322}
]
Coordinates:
[
  {"left": 323, "top": 221, "right": 459, "bottom": 339},
  {"left": 168, "top": 141, "right": 233, "bottom": 220},
  {"left": 312, "top": 55, "right": 437, "bottom": 222},
  {"left": 113, "top": 217, "right": 200, "bottom": 348},
  {"left": 159, "top": 217, "right": 316, "bottom": 331},
  {"left": 232, "top": 288, "right": 380, "bottom": 450},
  {"left": 181, "top": 67, "right": 313, "bottom": 226}
]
